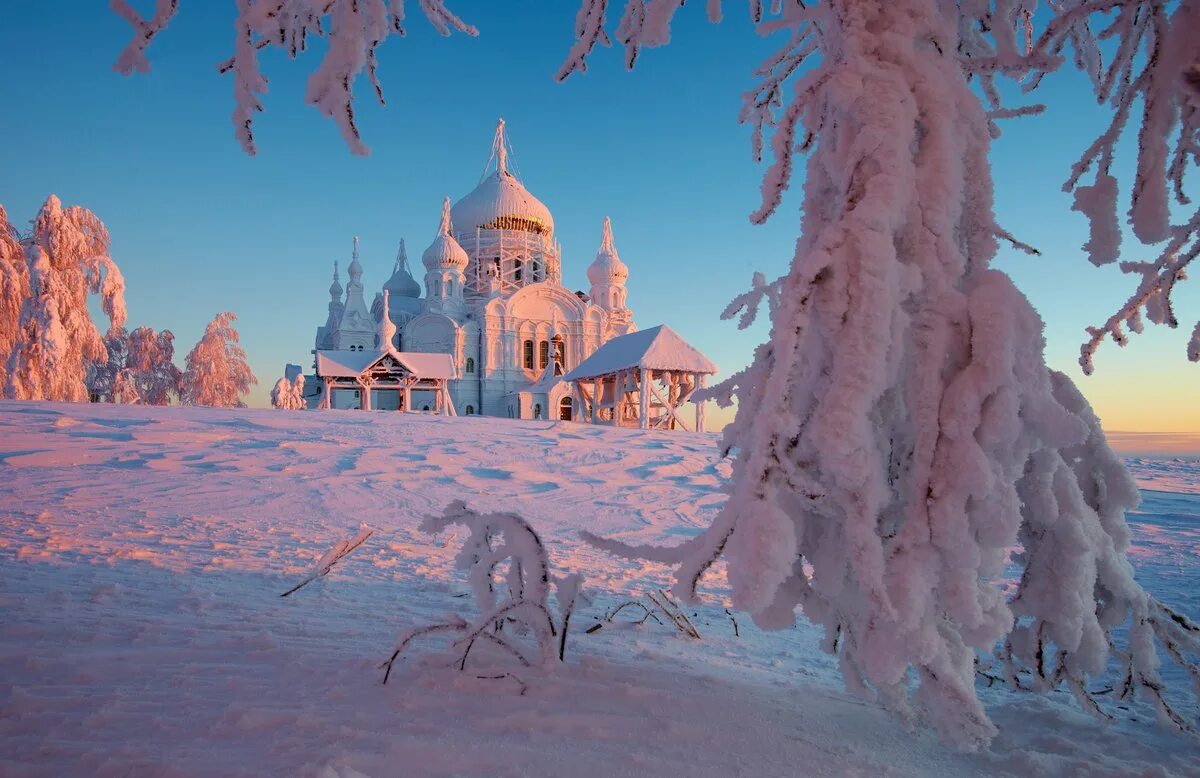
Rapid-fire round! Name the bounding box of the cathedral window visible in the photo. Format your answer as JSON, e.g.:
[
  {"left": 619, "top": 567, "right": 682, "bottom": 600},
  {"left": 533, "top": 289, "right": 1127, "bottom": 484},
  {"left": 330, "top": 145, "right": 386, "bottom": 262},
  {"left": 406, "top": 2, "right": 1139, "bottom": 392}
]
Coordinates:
[
  {"left": 533, "top": 403, "right": 542, "bottom": 420},
  {"left": 537, "top": 340, "right": 549, "bottom": 370},
  {"left": 552, "top": 336, "right": 565, "bottom": 375},
  {"left": 514, "top": 259, "right": 523, "bottom": 282},
  {"left": 465, "top": 405, "right": 475, "bottom": 415},
  {"left": 532, "top": 260, "right": 541, "bottom": 281},
  {"left": 559, "top": 396, "right": 572, "bottom": 421},
  {"left": 522, "top": 340, "right": 534, "bottom": 370},
  {"left": 465, "top": 357, "right": 475, "bottom": 374}
]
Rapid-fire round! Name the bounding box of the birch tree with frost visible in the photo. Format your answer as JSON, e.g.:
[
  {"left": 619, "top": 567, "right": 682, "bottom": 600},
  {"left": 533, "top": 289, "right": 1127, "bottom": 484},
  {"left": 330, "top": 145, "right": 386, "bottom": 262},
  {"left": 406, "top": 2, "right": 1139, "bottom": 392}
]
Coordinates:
[
  {"left": 181, "top": 311, "right": 257, "bottom": 407},
  {"left": 109, "top": 0, "right": 1200, "bottom": 748},
  {"left": 127, "top": 326, "right": 185, "bottom": 405}
]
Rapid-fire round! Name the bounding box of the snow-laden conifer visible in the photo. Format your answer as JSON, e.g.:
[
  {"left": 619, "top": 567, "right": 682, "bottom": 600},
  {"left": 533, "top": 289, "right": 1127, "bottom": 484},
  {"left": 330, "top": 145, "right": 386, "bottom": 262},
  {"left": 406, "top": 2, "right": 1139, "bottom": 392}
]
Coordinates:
[
  {"left": 4, "top": 196, "right": 127, "bottom": 402},
  {"left": 560, "top": 0, "right": 1200, "bottom": 748},
  {"left": 181, "top": 312, "right": 256, "bottom": 408}
]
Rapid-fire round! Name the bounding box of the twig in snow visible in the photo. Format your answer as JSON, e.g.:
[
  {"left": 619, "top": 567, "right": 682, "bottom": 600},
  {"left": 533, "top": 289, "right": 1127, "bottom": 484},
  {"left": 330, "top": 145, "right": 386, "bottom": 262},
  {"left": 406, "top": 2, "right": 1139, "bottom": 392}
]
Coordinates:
[{"left": 281, "top": 524, "right": 374, "bottom": 597}]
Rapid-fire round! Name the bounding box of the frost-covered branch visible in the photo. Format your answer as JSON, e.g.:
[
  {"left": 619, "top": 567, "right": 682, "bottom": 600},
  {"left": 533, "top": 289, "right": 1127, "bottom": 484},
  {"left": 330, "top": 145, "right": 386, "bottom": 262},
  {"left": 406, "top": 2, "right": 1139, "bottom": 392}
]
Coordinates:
[
  {"left": 281, "top": 524, "right": 374, "bottom": 597},
  {"left": 382, "top": 502, "right": 586, "bottom": 685},
  {"left": 113, "top": 0, "right": 477, "bottom": 155}
]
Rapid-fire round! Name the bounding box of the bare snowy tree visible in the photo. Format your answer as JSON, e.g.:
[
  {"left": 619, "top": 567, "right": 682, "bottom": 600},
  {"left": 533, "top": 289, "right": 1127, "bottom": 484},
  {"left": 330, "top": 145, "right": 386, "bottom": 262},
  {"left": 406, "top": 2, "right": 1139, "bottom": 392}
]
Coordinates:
[
  {"left": 4, "top": 196, "right": 127, "bottom": 402},
  {"left": 127, "top": 326, "right": 184, "bottom": 405},
  {"left": 87, "top": 327, "right": 132, "bottom": 402},
  {"left": 382, "top": 501, "right": 585, "bottom": 684},
  {"left": 181, "top": 311, "right": 257, "bottom": 407},
  {"left": 89, "top": 326, "right": 182, "bottom": 405},
  {"left": 104, "top": 0, "right": 1200, "bottom": 748}
]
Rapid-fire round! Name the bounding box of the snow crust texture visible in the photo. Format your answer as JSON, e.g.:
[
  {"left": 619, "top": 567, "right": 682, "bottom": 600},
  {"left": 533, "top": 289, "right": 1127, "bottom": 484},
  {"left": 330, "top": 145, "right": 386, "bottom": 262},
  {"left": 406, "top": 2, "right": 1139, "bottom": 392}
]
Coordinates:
[{"left": 1, "top": 402, "right": 1197, "bottom": 776}]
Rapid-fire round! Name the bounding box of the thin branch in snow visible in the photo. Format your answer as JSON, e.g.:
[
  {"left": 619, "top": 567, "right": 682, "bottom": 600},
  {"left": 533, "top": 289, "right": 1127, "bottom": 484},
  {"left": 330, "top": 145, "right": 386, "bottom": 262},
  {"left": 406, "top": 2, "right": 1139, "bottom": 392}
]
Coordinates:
[{"left": 281, "top": 524, "right": 374, "bottom": 597}]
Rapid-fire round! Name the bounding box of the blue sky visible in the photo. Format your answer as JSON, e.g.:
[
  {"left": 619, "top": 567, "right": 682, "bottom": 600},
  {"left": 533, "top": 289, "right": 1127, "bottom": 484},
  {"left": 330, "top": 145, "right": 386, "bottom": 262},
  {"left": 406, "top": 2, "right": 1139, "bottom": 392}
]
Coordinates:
[{"left": 1, "top": 3, "right": 1195, "bottom": 433}]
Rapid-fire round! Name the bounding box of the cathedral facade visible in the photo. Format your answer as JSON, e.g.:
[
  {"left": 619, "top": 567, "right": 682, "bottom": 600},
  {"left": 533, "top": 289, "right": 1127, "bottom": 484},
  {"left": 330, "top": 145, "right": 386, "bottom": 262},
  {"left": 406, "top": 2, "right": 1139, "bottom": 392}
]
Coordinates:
[{"left": 310, "top": 121, "right": 639, "bottom": 421}]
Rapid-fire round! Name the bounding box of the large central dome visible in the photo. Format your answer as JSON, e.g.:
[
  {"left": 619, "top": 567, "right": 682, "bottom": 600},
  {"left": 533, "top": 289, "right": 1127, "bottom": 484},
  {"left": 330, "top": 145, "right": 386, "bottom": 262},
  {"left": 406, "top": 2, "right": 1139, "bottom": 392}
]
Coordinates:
[{"left": 450, "top": 120, "right": 554, "bottom": 237}]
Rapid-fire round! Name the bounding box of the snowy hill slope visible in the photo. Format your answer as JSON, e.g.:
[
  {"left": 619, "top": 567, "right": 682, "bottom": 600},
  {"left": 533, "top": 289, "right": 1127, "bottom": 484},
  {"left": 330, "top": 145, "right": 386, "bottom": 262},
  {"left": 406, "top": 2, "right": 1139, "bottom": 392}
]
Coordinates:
[{"left": 0, "top": 402, "right": 1197, "bottom": 776}]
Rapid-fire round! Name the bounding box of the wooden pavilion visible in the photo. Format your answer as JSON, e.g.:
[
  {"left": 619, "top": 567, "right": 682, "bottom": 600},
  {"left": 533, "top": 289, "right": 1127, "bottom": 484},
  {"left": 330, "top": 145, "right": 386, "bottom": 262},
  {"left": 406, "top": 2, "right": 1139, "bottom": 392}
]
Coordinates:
[{"left": 563, "top": 325, "right": 717, "bottom": 432}]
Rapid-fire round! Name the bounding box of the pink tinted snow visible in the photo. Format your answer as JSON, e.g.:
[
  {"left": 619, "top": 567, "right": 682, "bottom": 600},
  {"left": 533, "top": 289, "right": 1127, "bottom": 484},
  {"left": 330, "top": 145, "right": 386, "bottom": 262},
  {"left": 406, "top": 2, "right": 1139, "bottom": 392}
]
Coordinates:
[{"left": 0, "top": 402, "right": 1195, "bottom": 776}]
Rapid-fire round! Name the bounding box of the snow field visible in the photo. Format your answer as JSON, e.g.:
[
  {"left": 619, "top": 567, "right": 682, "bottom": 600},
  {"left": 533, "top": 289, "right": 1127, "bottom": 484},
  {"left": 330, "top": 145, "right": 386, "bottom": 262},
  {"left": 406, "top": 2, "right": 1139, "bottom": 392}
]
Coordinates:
[{"left": 0, "top": 401, "right": 1197, "bottom": 776}]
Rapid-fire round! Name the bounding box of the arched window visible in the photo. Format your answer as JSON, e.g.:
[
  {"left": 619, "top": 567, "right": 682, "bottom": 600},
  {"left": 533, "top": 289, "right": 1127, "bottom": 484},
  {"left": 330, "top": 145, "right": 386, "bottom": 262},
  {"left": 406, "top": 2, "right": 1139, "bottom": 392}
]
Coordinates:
[
  {"left": 432, "top": 279, "right": 441, "bottom": 297},
  {"left": 552, "top": 336, "right": 565, "bottom": 375},
  {"left": 514, "top": 258, "right": 523, "bottom": 282},
  {"left": 522, "top": 340, "right": 534, "bottom": 369},
  {"left": 465, "top": 357, "right": 475, "bottom": 374},
  {"left": 532, "top": 259, "right": 541, "bottom": 281},
  {"left": 559, "top": 396, "right": 572, "bottom": 421},
  {"left": 465, "top": 405, "right": 475, "bottom": 415},
  {"left": 533, "top": 403, "right": 542, "bottom": 420},
  {"left": 538, "top": 340, "right": 550, "bottom": 370}
]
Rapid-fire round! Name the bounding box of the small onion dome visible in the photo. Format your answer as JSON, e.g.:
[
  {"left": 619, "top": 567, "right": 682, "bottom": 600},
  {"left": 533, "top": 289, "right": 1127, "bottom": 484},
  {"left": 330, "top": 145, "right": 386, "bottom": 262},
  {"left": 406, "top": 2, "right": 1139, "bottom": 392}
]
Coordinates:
[
  {"left": 383, "top": 238, "right": 422, "bottom": 298},
  {"left": 329, "top": 260, "right": 343, "bottom": 300},
  {"left": 587, "top": 216, "right": 628, "bottom": 286},
  {"left": 348, "top": 235, "right": 364, "bottom": 281},
  {"left": 450, "top": 119, "right": 554, "bottom": 236},
  {"left": 423, "top": 197, "right": 469, "bottom": 272}
]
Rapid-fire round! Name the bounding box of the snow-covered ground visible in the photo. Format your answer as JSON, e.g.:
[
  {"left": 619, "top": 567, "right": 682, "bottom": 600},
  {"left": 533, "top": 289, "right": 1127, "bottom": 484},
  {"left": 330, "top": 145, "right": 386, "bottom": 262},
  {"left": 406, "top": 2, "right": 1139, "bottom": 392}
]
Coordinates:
[{"left": 1, "top": 401, "right": 1197, "bottom": 776}]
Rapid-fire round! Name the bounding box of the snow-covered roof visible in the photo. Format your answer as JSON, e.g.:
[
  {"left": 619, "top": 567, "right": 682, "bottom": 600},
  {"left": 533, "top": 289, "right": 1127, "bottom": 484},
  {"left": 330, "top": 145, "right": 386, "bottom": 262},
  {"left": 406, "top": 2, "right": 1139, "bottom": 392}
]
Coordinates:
[
  {"left": 316, "top": 350, "right": 456, "bottom": 379},
  {"left": 563, "top": 325, "right": 717, "bottom": 380},
  {"left": 450, "top": 120, "right": 553, "bottom": 237}
]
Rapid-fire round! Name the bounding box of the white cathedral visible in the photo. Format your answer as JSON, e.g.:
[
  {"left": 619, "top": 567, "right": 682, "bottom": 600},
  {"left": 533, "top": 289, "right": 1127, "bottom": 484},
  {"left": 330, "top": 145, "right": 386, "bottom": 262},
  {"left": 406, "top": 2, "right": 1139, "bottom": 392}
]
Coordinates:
[{"left": 306, "top": 121, "right": 715, "bottom": 429}]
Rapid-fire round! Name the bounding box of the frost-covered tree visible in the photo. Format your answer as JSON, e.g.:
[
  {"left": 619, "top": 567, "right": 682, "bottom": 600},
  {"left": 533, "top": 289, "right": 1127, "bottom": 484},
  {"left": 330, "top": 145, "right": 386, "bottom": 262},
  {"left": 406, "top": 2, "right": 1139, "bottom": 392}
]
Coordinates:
[
  {"left": 89, "top": 326, "right": 182, "bottom": 405},
  {"left": 181, "top": 312, "right": 256, "bottom": 408},
  {"left": 4, "top": 195, "right": 127, "bottom": 402},
  {"left": 86, "top": 327, "right": 131, "bottom": 402},
  {"left": 567, "top": 0, "right": 1200, "bottom": 748},
  {"left": 107, "top": 0, "right": 1200, "bottom": 748},
  {"left": 127, "top": 326, "right": 183, "bottom": 405},
  {"left": 0, "top": 205, "right": 29, "bottom": 389},
  {"left": 270, "top": 372, "right": 306, "bottom": 410}
]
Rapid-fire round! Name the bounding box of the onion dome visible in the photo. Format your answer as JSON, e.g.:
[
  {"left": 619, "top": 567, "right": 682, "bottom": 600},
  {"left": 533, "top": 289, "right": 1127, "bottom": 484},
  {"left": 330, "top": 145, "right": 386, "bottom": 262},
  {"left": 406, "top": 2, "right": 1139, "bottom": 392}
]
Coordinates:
[
  {"left": 383, "top": 238, "right": 422, "bottom": 298},
  {"left": 328, "top": 260, "right": 343, "bottom": 301},
  {"left": 422, "top": 197, "right": 469, "bottom": 272},
  {"left": 587, "top": 217, "right": 629, "bottom": 286},
  {"left": 450, "top": 119, "right": 554, "bottom": 236}
]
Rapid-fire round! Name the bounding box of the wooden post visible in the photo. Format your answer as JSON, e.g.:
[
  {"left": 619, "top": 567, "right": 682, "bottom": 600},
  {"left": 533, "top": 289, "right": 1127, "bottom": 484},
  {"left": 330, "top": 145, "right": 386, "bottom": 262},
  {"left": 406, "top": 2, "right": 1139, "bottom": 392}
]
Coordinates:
[
  {"left": 695, "top": 373, "right": 706, "bottom": 432},
  {"left": 322, "top": 377, "right": 331, "bottom": 409},
  {"left": 639, "top": 366, "right": 650, "bottom": 430}
]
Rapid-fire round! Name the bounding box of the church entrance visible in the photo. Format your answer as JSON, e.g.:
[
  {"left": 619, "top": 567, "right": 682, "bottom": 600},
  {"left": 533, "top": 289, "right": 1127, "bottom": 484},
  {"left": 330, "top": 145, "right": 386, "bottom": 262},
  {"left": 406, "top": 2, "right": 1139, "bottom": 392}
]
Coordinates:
[{"left": 559, "top": 396, "right": 573, "bottom": 421}]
